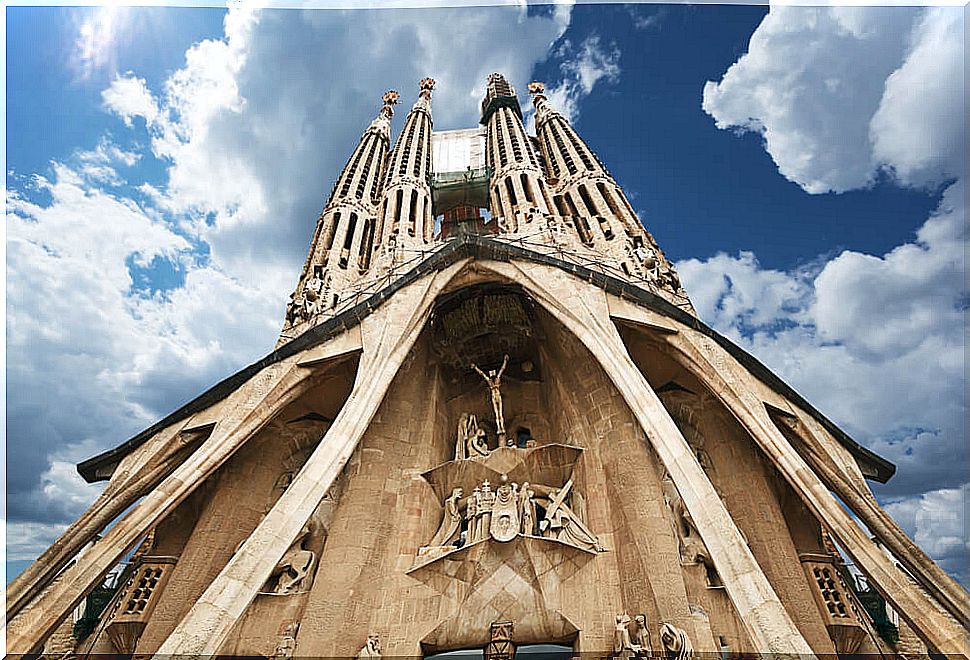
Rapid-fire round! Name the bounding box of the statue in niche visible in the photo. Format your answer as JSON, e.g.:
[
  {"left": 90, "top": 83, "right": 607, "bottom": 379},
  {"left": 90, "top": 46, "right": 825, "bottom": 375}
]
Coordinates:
[
  {"left": 457, "top": 413, "right": 489, "bottom": 459},
  {"left": 489, "top": 475, "right": 520, "bottom": 542},
  {"left": 269, "top": 524, "right": 316, "bottom": 594},
  {"left": 357, "top": 633, "right": 382, "bottom": 658},
  {"left": 519, "top": 482, "right": 537, "bottom": 535},
  {"left": 471, "top": 354, "right": 510, "bottom": 444},
  {"left": 429, "top": 488, "right": 464, "bottom": 547},
  {"left": 632, "top": 614, "right": 652, "bottom": 655},
  {"left": 285, "top": 292, "right": 307, "bottom": 325},
  {"left": 659, "top": 623, "right": 693, "bottom": 660},
  {"left": 273, "top": 623, "right": 299, "bottom": 659},
  {"left": 303, "top": 268, "right": 325, "bottom": 317}
]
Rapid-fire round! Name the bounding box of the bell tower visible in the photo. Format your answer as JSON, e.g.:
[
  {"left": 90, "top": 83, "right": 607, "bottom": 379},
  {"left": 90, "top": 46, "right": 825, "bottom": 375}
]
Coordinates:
[{"left": 9, "top": 74, "right": 969, "bottom": 660}]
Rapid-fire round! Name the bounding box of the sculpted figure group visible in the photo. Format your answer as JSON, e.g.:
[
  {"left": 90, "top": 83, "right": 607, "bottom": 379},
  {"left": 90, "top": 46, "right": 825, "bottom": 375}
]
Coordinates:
[
  {"left": 615, "top": 615, "right": 693, "bottom": 660},
  {"left": 423, "top": 475, "right": 605, "bottom": 554}
]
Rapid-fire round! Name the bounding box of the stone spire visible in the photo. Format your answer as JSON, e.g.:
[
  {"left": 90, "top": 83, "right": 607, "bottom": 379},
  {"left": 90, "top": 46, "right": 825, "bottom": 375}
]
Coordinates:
[
  {"left": 283, "top": 91, "right": 398, "bottom": 332},
  {"left": 376, "top": 78, "right": 436, "bottom": 253},
  {"left": 480, "top": 73, "right": 552, "bottom": 231},
  {"left": 528, "top": 81, "right": 688, "bottom": 301}
]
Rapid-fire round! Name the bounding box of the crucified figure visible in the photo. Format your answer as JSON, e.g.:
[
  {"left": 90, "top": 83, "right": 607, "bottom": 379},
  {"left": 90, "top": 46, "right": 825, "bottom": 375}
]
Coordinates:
[{"left": 472, "top": 354, "right": 510, "bottom": 444}]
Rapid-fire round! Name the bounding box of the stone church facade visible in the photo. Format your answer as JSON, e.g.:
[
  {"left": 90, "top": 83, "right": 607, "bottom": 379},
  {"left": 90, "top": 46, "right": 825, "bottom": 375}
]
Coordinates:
[{"left": 7, "top": 75, "right": 969, "bottom": 659}]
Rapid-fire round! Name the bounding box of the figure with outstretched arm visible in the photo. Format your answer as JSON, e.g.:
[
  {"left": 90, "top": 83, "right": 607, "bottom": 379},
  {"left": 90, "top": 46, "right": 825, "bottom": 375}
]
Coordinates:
[{"left": 471, "top": 354, "right": 510, "bottom": 444}]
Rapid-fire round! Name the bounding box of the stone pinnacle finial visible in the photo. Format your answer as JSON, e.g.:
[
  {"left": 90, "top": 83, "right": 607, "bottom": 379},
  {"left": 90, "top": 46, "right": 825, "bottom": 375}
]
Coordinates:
[
  {"left": 419, "top": 77, "right": 435, "bottom": 100},
  {"left": 380, "top": 90, "right": 400, "bottom": 118},
  {"left": 527, "top": 81, "right": 545, "bottom": 96}
]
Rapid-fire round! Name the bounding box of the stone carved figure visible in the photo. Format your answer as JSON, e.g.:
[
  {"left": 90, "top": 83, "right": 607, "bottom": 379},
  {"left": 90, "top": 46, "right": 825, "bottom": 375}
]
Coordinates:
[
  {"left": 465, "top": 490, "right": 479, "bottom": 543},
  {"left": 519, "top": 482, "right": 537, "bottom": 535},
  {"left": 429, "top": 488, "right": 464, "bottom": 547},
  {"left": 454, "top": 415, "right": 469, "bottom": 460},
  {"left": 661, "top": 474, "right": 712, "bottom": 568},
  {"left": 632, "top": 614, "right": 652, "bottom": 656},
  {"left": 270, "top": 525, "right": 316, "bottom": 594},
  {"left": 357, "top": 633, "right": 382, "bottom": 658},
  {"left": 659, "top": 623, "right": 693, "bottom": 660},
  {"left": 489, "top": 476, "right": 520, "bottom": 542},
  {"left": 458, "top": 413, "right": 489, "bottom": 459},
  {"left": 614, "top": 614, "right": 639, "bottom": 659},
  {"left": 539, "top": 480, "right": 606, "bottom": 552},
  {"left": 471, "top": 355, "right": 510, "bottom": 442},
  {"left": 273, "top": 623, "right": 299, "bottom": 659},
  {"left": 303, "top": 270, "right": 324, "bottom": 317},
  {"left": 477, "top": 481, "right": 495, "bottom": 541}
]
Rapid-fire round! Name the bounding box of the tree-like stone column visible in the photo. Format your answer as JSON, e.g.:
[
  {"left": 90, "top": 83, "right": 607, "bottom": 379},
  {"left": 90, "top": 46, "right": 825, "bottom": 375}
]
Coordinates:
[{"left": 152, "top": 260, "right": 469, "bottom": 657}]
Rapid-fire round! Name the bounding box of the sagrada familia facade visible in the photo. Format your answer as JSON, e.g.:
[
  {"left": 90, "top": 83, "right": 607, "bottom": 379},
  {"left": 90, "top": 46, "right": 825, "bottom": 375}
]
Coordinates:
[{"left": 7, "top": 75, "right": 969, "bottom": 659}]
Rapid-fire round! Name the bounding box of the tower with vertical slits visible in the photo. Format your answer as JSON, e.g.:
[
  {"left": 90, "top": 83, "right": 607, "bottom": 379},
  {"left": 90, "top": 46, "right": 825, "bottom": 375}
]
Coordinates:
[{"left": 10, "top": 73, "right": 968, "bottom": 660}]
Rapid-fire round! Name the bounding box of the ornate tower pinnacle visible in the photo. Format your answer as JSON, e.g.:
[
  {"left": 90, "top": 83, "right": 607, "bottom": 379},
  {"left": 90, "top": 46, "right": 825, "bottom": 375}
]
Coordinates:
[
  {"left": 528, "top": 80, "right": 688, "bottom": 303},
  {"left": 376, "top": 78, "right": 436, "bottom": 254},
  {"left": 480, "top": 73, "right": 552, "bottom": 230},
  {"left": 283, "top": 92, "right": 396, "bottom": 334}
]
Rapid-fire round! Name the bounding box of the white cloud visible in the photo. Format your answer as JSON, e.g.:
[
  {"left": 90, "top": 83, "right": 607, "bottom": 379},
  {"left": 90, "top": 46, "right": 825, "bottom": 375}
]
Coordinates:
[
  {"left": 101, "top": 75, "right": 160, "bottom": 127},
  {"left": 541, "top": 34, "right": 620, "bottom": 124},
  {"left": 884, "top": 485, "right": 969, "bottom": 584},
  {"left": 702, "top": 7, "right": 924, "bottom": 194},
  {"left": 869, "top": 8, "right": 965, "bottom": 187},
  {"left": 693, "top": 5, "right": 966, "bottom": 584},
  {"left": 72, "top": 6, "right": 136, "bottom": 80}
]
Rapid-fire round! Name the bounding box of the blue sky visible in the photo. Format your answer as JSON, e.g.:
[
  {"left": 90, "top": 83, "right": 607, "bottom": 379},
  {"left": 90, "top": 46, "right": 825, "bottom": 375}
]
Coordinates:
[{"left": 6, "top": 4, "right": 966, "bottom": 585}]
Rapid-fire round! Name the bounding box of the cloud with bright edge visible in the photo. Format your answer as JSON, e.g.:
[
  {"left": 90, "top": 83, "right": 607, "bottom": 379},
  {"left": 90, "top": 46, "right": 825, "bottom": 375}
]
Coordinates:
[
  {"left": 8, "top": 2, "right": 636, "bottom": 567},
  {"left": 691, "top": 6, "right": 966, "bottom": 584}
]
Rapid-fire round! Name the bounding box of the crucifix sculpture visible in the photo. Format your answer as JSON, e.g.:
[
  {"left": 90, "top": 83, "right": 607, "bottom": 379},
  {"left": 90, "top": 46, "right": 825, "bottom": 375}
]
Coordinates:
[{"left": 472, "top": 354, "right": 510, "bottom": 445}]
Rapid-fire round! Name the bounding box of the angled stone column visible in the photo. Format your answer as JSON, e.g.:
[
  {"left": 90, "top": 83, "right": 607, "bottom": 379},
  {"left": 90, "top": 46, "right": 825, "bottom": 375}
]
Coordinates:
[
  {"left": 5, "top": 356, "right": 325, "bottom": 653},
  {"left": 667, "top": 328, "right": 970, "bottom": 656},
  {"left": 152, "top": 260, "right": 470, "bottom": 658},
  {"left": 6, "top": 418, "right": 196, "bottom": 620},
  {"left": 791, "top": 410, "right": 970, "bottom": 629},
  {"left": 478, "top": 260, "right": 815, "bottom": 657}
]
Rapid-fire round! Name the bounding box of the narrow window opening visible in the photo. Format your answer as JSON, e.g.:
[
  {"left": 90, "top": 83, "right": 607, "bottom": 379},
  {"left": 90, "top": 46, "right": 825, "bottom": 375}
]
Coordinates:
[
  {"left": 323, "top": 212, "right": 340, "bottom": 250},
  {"left": 520, "top": 173, "right": 534, "bottom": 205},
  {"left": 408, "top": 189, "right": 418, "bottom": 236},
  {"left": 577, "top": 185, "right": 597, "bottom": 215},
  {"left": 505, "top": 177, "right": 518, "bottom": 207}
]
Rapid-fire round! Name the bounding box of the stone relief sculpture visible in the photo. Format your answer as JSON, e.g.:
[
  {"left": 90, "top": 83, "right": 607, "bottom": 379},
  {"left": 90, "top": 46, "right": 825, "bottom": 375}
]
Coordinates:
[
  {"left": 273, "top": 623, "right": 299, "bottom": 659},
  {"left": 489, "top": 476, "right": 520, "bottom": 542},
  {"left": 659, "top": 623, "right": 693, "bottom": 660},
  {"left": 429, "top": 488, "right": 464, "bottom": 547},
  {"left": 357, "top": 633, "right": 382, "bottom": 658},
  {"left": 417, "top": 473, "right": 605, "bottom": 557},
  {"left": 471, "top": 354, "right": 510, "bottom": 444},
  {"left": 538, "top": 480, "right": 606, "bottom": 552},
  {"left": 268, "top": 525, "right": 316, "bottom": 594}
]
